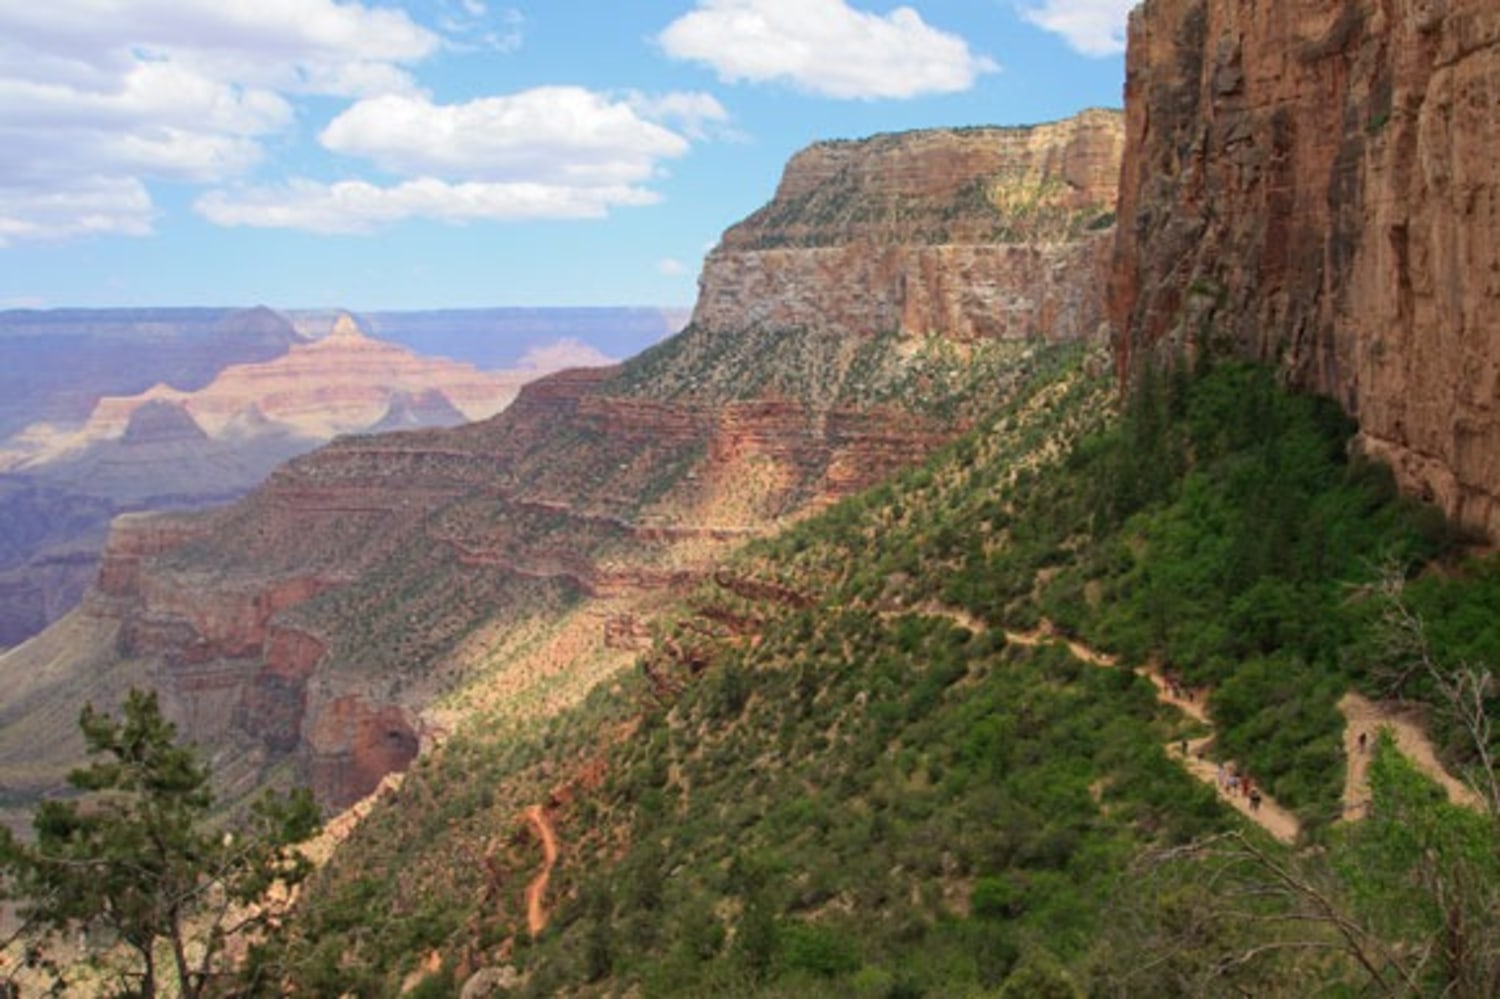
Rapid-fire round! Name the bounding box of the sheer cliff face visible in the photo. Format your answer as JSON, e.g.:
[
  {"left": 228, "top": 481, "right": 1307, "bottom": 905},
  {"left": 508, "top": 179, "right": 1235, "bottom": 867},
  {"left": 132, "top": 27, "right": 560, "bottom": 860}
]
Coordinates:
[
  {"left": 1112, "top": 0, "right": 1500, "bottom": 537},
  {"left": 694, "top": 109, "right": 1124, "bottom": 343}
]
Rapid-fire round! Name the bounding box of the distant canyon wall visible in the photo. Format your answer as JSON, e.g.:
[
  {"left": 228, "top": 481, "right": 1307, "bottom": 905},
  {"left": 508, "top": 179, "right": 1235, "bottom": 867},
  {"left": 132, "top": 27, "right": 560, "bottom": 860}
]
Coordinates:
[
  {"left": 1112, "top": 0, "right": 1500, "bottom": 537},
  {"left": 694, "top": 109, "right": 1124, "bottom": 343}
]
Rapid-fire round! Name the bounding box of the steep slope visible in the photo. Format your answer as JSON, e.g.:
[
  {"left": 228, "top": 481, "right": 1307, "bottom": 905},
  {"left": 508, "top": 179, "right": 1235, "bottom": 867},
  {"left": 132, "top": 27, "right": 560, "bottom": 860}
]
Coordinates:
[
  {"left": 270, "top": 353, "right": 1493, "bottom": 997},
  {"left": 696, "top": 108, "right": 1122, "bottom": 342},
  {"left": 0, "top": 110, "right": 1124, "bottom": 811},
  {"left": 1111, "top": 0, "right": 1500, "bottom": 538}
]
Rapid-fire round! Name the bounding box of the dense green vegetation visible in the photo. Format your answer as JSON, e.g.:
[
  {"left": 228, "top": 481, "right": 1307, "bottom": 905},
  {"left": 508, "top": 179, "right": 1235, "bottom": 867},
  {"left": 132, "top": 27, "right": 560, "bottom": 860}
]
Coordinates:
[
  {"left": 752, "top": 360, "right": 1468, "bottom": 821},
  {"left": 255, "top": 349, "right": 1495, "bottom": 996}
]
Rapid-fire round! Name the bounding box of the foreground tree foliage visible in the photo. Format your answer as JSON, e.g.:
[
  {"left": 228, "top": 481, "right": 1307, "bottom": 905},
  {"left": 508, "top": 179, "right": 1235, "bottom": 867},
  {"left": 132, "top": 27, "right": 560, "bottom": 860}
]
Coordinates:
[{"left": 0, "top": 689, "right": 319, "bottom": 998}]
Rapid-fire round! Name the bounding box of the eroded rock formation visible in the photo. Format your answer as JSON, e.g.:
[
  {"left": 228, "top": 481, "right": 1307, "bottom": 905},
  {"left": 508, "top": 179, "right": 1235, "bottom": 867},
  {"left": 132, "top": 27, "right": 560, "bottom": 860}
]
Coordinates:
[
  {"left": 696, "top": 109, "right": 1124, "bottom": 343},
  {"left": 1112, "top": 0, "right": 1500, "bottom": 537}
]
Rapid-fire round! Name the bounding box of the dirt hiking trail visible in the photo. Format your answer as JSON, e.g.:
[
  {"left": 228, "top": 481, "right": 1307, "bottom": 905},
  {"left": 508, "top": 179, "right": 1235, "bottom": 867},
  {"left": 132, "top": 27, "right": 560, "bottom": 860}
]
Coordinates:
[
  {"left": 1338, "top": 691, "right": 1485, "bottom": 817},
  {"left": 907, "top": 605, "right": 1488, "bottom": 844},
  {"left": 1000, "top": 623, "right": 1298, "bottom": 843},
  {"left": 523, "top": 805, "right": 559, "bottom": 936}
]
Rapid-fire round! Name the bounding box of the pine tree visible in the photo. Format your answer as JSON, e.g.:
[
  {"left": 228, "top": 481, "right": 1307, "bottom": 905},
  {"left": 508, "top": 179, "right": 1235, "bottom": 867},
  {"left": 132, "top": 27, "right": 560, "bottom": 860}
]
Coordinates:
[{"left": 0, "top": 689, "right": 319, "bottom": 998}]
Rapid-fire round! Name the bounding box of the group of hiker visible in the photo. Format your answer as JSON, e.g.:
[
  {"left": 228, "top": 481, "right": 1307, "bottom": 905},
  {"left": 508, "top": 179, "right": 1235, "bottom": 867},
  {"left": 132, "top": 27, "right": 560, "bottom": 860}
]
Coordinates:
[
  {"left": 1162, "top": 669, "right": 1199, "bottom": 702},
  {"left": 1215, "top": 761, "right": 1263, "bottom": 811}
]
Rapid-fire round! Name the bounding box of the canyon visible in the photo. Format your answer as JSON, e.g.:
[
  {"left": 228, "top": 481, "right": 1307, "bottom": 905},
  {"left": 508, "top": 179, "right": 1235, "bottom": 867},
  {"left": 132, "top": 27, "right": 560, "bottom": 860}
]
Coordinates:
[
  {"left": 0, "top": 312, "right": 635, "bottom": 649},
  {"left": 0, "top": 109, "right": 1125, "bottom": 810},
  {"left": 11, "top": 0, "right": 1498, "bottom": 821},
  {"left": 1111, "top": 0, "right": 1500, "bottom": 538}
]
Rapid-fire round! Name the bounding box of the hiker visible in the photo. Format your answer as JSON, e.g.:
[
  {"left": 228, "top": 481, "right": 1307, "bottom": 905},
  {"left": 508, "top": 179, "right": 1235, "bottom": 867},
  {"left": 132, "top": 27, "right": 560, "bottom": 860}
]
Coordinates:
[
  {"left": 1358, "top": 731, "right": 1368, "bottom": 753},
  {"left": 1216, "top": 763, "right": 1227, "bottom": 788},
  {"left": 1249, "top": 786, "right": 1262, "bottom": 811}
]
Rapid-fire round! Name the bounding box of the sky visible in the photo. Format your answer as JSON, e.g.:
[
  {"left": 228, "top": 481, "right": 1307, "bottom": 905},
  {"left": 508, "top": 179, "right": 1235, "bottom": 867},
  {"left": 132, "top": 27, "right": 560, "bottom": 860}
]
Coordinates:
[{"left": 0, "top": 1, "right": 1132, "bottom": 311}]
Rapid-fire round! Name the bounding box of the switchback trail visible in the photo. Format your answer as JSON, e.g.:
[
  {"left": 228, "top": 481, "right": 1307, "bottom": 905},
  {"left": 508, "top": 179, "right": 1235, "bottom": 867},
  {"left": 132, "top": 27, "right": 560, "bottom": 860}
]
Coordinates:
[
  {"left": 1337, "top": 691, "right": 1485, "bottom": 817},
  {"left": 902, "top": 605, "right": 1298, "bottom": 841},
  {"left": 523, "top": 805, "right": 559, "bottom": 937},
  {"left": 893, "top": 605, "right": 1483, "bottom": 844}
]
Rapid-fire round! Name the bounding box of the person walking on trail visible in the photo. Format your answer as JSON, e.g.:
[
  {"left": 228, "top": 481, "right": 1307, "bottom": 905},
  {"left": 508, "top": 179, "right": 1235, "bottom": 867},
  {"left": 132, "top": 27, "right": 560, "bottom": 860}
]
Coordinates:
[
  {"left": 1358, "top": 731, "right": 1368, "bottom": 753},
  {"left": 1249, "top": 786, "right": 1262, "bottom": 812}
]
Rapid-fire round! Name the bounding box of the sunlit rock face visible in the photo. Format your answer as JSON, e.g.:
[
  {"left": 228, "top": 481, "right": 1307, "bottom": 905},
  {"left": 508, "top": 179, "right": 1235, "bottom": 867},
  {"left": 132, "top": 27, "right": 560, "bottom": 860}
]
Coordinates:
[{"left": 695, "top": 108, "right": 1124, "bottom": 344}]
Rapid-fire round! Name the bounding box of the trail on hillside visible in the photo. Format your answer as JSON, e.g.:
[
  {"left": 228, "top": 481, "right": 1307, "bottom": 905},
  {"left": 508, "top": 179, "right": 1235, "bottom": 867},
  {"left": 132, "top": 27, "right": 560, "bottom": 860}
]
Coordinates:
[
  {"left": 897, "top": 607, "right": 1302, "bottom": 843},
  {"left": 1337, "top": 691, "right": 1485, "bottom": 817},
  {"left": 1001, "top": 625, "right": 1300, "bottom": 841},
  {"left": 887, "top": 605, "right": 1484, "bottom": 845},
  {"left": 523, "top": 805, "right": 559, "bottom": 937}
]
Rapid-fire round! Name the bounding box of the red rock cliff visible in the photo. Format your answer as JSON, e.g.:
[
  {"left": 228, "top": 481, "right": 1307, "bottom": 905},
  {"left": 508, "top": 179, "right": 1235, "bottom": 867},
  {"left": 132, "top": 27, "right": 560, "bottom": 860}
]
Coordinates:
[{"left": 1112, "top": 0, "right": 1500, "bottom": 537}]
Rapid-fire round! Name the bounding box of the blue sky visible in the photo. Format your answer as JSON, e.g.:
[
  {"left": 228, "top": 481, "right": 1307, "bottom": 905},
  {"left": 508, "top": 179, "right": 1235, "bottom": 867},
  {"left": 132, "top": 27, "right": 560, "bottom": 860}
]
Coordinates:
[{"left": 0, "top": 1, "right": 1131, "bottom": 311}]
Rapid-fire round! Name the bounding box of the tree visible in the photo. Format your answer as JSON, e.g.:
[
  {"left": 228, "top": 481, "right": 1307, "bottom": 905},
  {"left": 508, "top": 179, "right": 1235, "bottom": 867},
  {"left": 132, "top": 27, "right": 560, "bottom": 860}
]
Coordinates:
[{"left": 0, "top": 689, "right": 319, "bottom": 998}]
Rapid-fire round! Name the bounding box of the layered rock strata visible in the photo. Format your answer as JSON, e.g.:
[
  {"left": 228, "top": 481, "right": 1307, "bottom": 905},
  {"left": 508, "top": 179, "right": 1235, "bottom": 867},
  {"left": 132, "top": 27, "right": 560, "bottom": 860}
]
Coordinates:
[
  {"left": 1112, "top": 0, "right": 1500, "bottom": 537},
  {"left": 695, "top": 109, "right": 1124, "bottom": 342}
]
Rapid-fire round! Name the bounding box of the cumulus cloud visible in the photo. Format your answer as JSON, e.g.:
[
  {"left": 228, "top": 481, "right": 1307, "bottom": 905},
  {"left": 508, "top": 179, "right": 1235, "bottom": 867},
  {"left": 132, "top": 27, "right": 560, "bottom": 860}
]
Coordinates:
[
  {"left": 627, "top": 92, "right": 732, "bottom": 141},
  {"left": 196, "top": 178, "right": 660, "bottom": 234},
  {"left": 320, "top": 88, "right": 690, "bottom": 186},
  {"left": 0, "top": 178, "right": 152, "bottom": 247},
  {"left": 0, "top": 0, "right": 437, "bottom": 243},
  {"left": 1017, "top": 0, "right": 1133, "bottom": 57},
  {"left": 658, "top": 0, "right": 995, "bottom": 99},
  {"left": 198, "top": 87, "right": 709, "bottom": 233},
  {"left": 657, "top": 258, "right": 689, "bottom": 277}
]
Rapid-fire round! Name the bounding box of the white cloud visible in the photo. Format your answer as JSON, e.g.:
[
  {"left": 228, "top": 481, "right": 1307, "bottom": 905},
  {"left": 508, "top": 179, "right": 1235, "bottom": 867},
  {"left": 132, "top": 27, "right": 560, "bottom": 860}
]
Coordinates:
[
  {"left": 320, "top": 88, "right": 691, "bottom": 186},
  {"left": 1017, "top": 1, "right": 1133, "bottom": 57},
  {"left": 230, "top": 86, "right": 712, "bottom": 232},
  {"left": 440, "top": 2, "right": 524, "bottom": 53},
  {"left": 0, "top": 0, "right": 438, "bottom": 244},
  {"left": 0, "top": 177, "right": 153, "bottom": 247},
  {"left": 196, "top": 178, "right": 660, "bottom": 234},
  {"left": 658, "top": 0, "right": 995, "bottom": 100},
  {"left": 657, "top": 258, "right": 689, "bottom": 277},
  {"left": 627, "top": 91, "right": 731, "bottom": 141}
]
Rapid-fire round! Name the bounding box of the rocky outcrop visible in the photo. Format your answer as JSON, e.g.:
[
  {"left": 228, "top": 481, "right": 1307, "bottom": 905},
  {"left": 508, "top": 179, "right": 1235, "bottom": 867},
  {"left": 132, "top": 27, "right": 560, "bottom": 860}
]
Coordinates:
[
  {"left": 695, "top": 109, "right": 1124, "bottom": 342},
  {"left": 1112, "top": 0, "right": 1500, "bottom": 538},
  {"left": 0, "top": 313, "right": 621, "bottom": 650}
]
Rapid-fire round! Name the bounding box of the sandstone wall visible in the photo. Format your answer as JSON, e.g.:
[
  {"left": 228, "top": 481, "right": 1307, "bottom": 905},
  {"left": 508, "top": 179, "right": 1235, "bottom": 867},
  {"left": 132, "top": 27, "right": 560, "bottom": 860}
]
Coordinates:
[
  {"left": 1112, "top": 0, "right": 1500, "bottom": 537},
  {"left": 694, "top": 109, "right": 1124, "bottom": 342},
  {"left": 694, "top": 239, "right": 1114, "bottom": 343}
]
